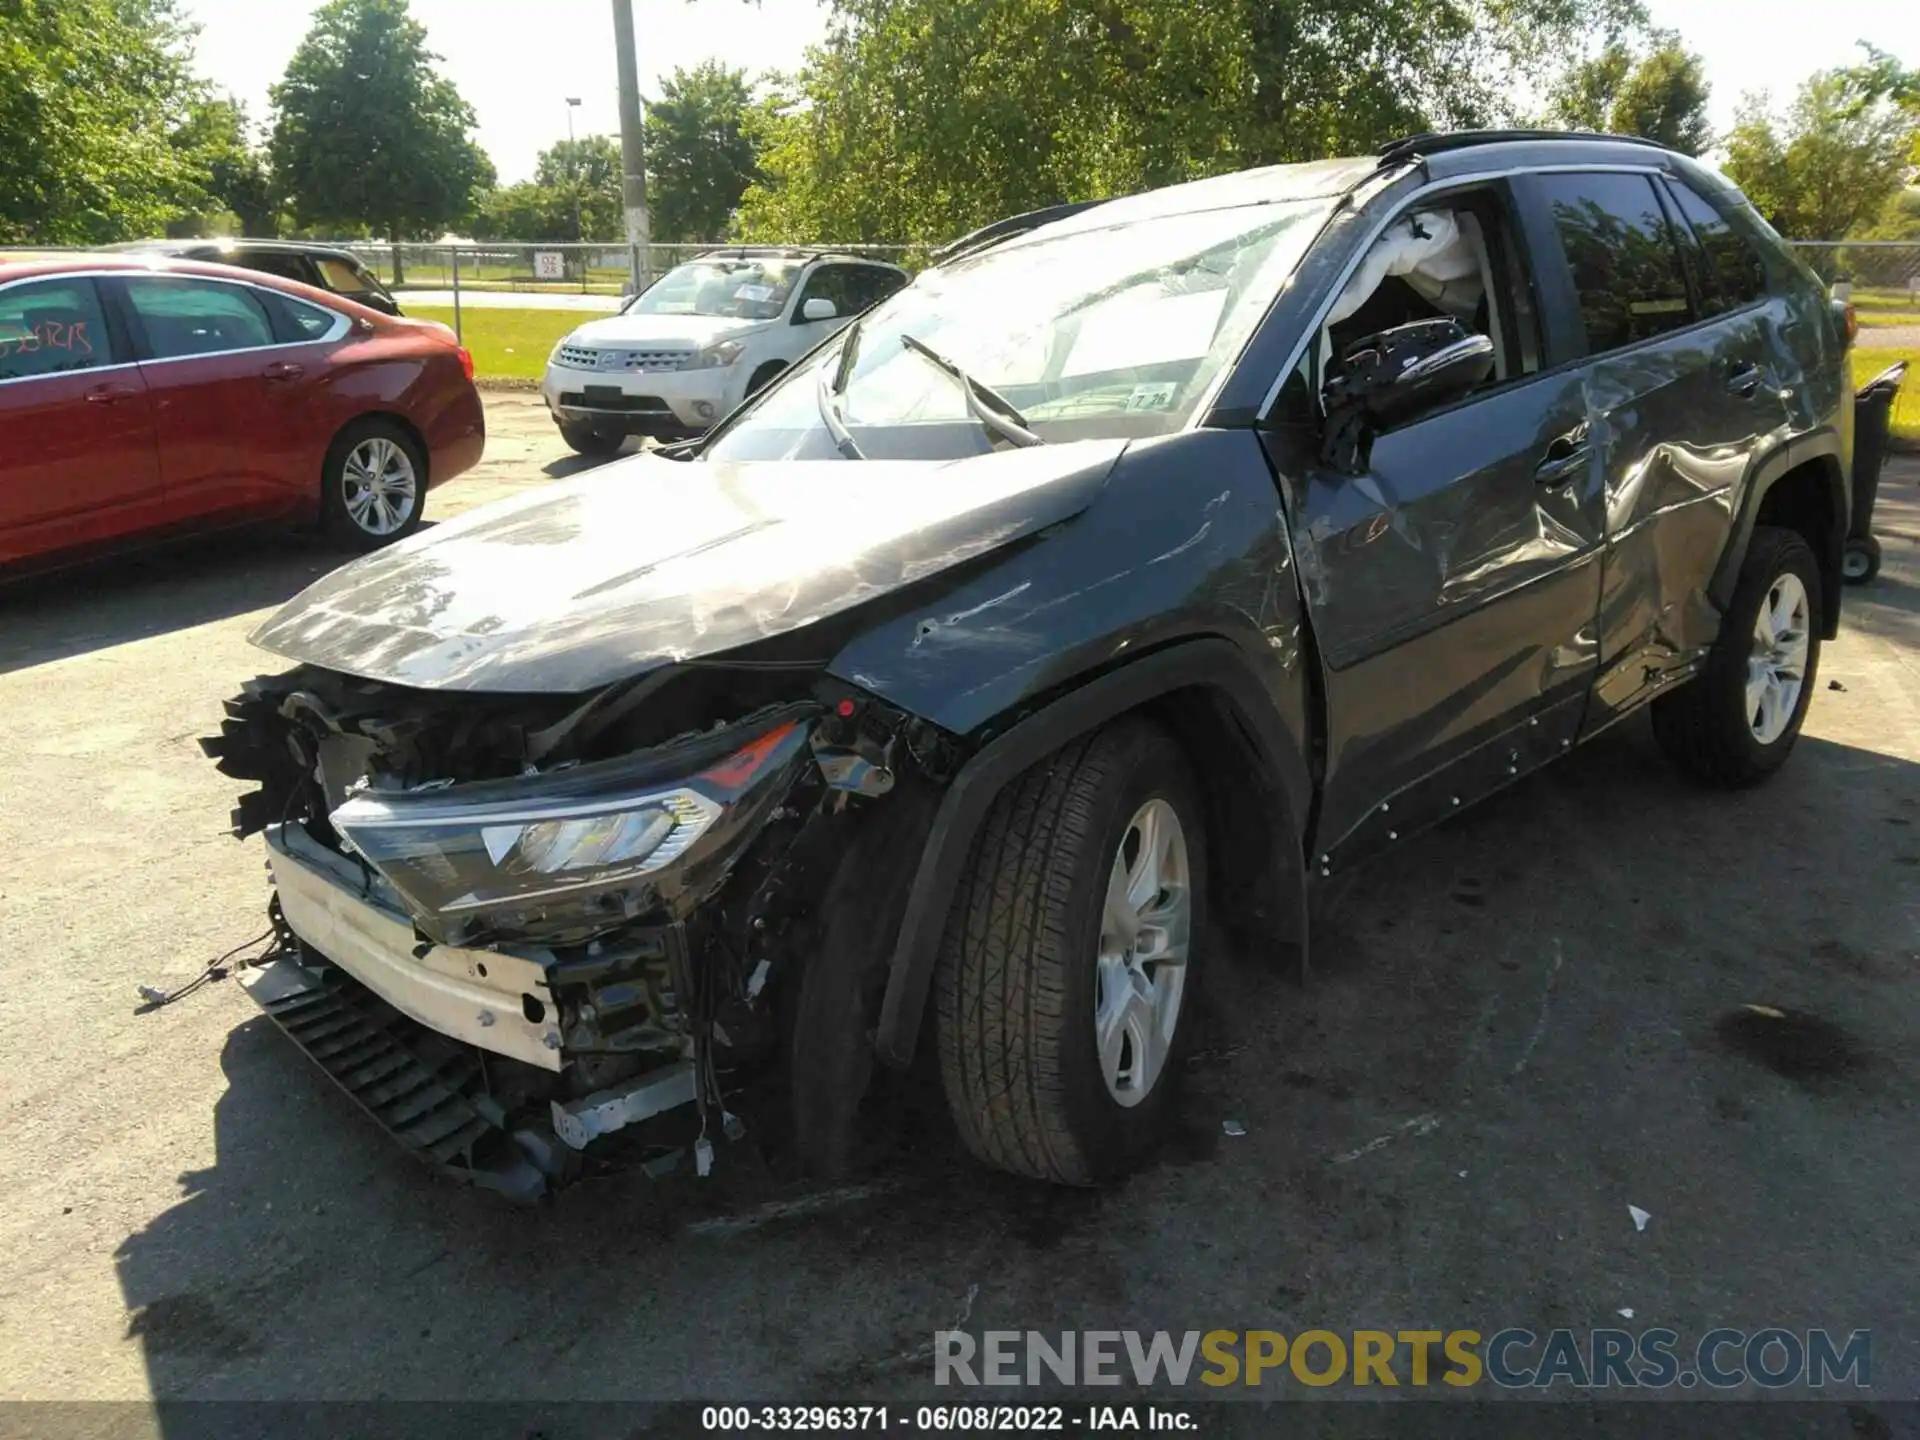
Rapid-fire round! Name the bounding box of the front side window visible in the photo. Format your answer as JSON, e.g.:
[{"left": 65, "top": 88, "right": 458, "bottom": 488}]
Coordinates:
[
  {"left": 705, "top": 198, "right": 1335, "bottom": 461},
  {"left": 1664, "top": 180, "right": 1769, "bottom": 313},
  {"left": 125, "top": 277, "right": 276, "bottom": 358},
  {"left": 0, "top": 278, "right": 116, "bottom": 382},
  {"left": 626, "top": 258, "right": 803, "bottom": 321},
  {"left": 1536, "top": 172, "right": 1694, "bottom": 354}
]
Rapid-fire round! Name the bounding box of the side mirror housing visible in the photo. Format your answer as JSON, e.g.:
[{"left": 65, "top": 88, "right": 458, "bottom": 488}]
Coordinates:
[
  {"left": 1323, "top": 318, "right": 1494, "bottom": 427},
  {"left": 801, "top": 297, "right": 838, "bottom": 322},
  {"left": 1318, "top": 317, "right": 1494, "bottom": 472}
]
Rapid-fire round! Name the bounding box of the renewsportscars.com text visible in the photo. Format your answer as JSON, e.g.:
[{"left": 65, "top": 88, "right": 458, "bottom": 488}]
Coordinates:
[{"left": 934, "top": 1328, "right": 1871, "bottom": 1390}]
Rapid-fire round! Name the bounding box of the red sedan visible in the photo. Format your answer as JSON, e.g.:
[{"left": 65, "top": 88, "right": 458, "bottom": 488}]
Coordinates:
[{"left": 0, "top": 253, "right": 484, "bottom": 574}]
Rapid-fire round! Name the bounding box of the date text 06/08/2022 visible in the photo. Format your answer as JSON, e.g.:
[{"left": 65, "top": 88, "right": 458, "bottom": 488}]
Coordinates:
[{"left": 701, "top": 1405, "right": 1196, "bottom": 1432}]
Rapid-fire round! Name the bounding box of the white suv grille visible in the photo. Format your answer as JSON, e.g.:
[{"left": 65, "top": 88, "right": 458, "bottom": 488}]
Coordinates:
[{"left": 555, "top": 344, "right": 692, "bottom": 374}]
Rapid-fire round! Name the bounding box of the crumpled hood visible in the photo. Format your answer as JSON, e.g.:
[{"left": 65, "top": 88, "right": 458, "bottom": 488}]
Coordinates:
[
  {"left": 561, "top": 312, "right": 766, "bottom": 350},
  {"left": 249, "top": 442, "right": 1127, "bottom": 694}
]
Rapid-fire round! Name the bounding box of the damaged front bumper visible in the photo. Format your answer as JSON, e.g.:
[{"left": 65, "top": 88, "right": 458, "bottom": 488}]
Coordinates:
[
  {"left": 206, "top": 668, "right": 948, "bottom": 1201},
  {"left": 247, "top": 823, "right": 701, "bottom": 1201}
]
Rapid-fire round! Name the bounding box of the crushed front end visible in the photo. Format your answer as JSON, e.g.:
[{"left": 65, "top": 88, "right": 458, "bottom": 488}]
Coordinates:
[{"left": 202, "top": 662, "right": 952, "bottom": 1201}]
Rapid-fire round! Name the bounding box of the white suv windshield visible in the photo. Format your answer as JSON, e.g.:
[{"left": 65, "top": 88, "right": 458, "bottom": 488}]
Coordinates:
[
  {"left": 705, "top": 199, "right": 1334, "bottom": 461},
  {"left": 627, "top": 259, "right": 802, "bottom": 321}
]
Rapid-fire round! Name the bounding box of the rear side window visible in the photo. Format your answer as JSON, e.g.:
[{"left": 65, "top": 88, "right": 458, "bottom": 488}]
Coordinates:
[
  {"left": 1663, "top": 180, "right": 1770, "bottom": 312},
  {"left": 850, "top": 266, "right": 906, "bottom": 312},
  {"left": 258, "top": 289, "right": 346, "bottom": 343},
  {"left": 317, "top": 257, "right": 371, "bottom": 294},
  {"left": 1536, "top": 172, "right": 1694, "bottom": 354},
  {"left": 124, "top": 277, "right": 277, "bottom": 358},
  {"left": 238, "top": 250, "right": 315, "bottom": 284},
  {"left": 0, "top": 278, "right": 117, "bottom": 381}
]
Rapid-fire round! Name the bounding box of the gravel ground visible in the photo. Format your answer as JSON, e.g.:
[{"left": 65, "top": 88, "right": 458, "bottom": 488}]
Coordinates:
[{"left": 0, "top": 400, "right": 1916, "bottom": 1417}]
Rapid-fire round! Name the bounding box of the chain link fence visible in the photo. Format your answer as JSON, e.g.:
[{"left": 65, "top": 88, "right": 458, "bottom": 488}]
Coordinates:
[
  {"left": 1790, "top": 242, "right": 1920, "bottom": 445},
  {"left": 326, "top": 240, "right": 932, "bottom": 299}
]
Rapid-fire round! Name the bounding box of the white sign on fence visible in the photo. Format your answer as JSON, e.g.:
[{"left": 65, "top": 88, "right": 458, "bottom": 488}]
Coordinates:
[{"left": 533, "top": 251, "right": 566, "bottom": 281}]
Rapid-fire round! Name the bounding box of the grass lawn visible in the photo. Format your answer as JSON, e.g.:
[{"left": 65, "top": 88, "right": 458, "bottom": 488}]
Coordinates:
[
  {"left": 1853, "top": 346, "right": 1918, "bottom": 446},
  {"left": 407, "top": 305, "right": 581, "bottom": 381}
]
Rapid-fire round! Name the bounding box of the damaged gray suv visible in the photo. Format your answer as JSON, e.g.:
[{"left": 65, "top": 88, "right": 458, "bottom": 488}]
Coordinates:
[{"left": 206, "top": 131, "right": 1855, "bottom": 1201}]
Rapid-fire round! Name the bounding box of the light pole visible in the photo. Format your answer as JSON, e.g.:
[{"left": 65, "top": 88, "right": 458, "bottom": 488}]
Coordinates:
[{"left": 565, "top": 97, "right": 583, "bottom": 250}]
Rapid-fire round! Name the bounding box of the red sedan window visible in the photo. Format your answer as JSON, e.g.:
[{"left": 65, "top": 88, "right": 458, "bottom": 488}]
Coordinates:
[
  {"left": 123, "top": 277, "right": 275, "bottom": 359},
  {"left": 0, "top": 278, "right": 117, "bottom": 380}
]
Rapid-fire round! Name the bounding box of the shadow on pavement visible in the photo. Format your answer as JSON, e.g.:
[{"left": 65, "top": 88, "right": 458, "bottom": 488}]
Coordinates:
[
  {"left": 112, "top": 710, "right": 1920, "bottom": 1403},
  {"left": 0, "top": 531, "right": 368, "bottom": 676}
]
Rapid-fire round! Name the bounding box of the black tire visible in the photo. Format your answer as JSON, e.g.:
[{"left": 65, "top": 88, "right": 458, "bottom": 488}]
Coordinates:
[
  {"left": 320, "top": 417, "right": 427, "bottom": 550},
  {"left": 933, "top": 718, "right": 1206, "bottom": 1185},
  {"left": 745, "top": 361, "right": 786, "bottom": 398},
  {"left": 1651, "top": 525, "right": 1823, "bottom": 788},
  {"left": 1842, "top": 535, "right": 1882, "bottom": 585},
  {"left": 557, "top": 421, "right": 624, "bottom": 456}
]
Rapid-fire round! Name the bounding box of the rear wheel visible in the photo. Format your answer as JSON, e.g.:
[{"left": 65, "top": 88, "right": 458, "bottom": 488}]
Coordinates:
[
  {"left": 321, "top": 419, "right": 425, "bottom": 549},
  {"left": 933, "top": 718, "right": 1204, "bottom": 1184},
  {"left": 1652, "top": 525, "right": 1822, "bottom": 787},
  {"left": 557, "top": 421, "right": 624, "bottom": 457}
]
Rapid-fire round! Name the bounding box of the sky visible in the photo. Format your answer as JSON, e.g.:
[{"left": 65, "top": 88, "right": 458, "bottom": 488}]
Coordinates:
[{"left": 179, "top": 0, "right": 1920, "bottom": 184}]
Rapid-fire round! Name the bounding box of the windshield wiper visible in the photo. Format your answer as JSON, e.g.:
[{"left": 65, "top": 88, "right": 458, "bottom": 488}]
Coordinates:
[
  {"left": 898, "top": 332, "right": 1044, "bottom": 448},
  {"left": 816, "top": 319, "right": 865, "bottom": 459}
]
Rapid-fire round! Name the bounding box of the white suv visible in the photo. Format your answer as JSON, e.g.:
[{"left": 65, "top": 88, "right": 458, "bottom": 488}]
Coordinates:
[{"left": 540, "top": 249, "right": 908, "bottom": 454}]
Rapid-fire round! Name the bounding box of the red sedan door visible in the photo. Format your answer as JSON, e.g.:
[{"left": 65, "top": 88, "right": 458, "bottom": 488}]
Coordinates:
[
  {"left": 114, "top": 274, "right": 324, "bottom": 528},
  {"left": 0, "top": 275, "right": 164, "bottom": 566}
]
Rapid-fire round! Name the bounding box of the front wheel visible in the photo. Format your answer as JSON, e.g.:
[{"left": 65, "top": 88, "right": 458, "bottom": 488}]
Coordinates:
[
  {"left": 1651, "top": 525, "right": 1822, "bottom": 787},
  {"left": 933, "top": 718, "right": 1205, "bottom": 1184},
  {"left": 321, "top": 419, "right": 426, "bottom": 549}
]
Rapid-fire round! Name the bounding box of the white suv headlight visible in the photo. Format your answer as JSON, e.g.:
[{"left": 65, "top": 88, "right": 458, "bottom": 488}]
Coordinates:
[{"left": 690, "top": 339, "right": 746, "bottom": 369}]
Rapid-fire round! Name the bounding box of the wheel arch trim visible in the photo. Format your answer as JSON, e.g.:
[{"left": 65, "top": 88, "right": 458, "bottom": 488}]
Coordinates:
[
  {"left": 1709, "top": 427, "right": 1847, "bottom": 638},
  {"left": 873, "top": 636, "right": 1310, "bottom": 1068}
]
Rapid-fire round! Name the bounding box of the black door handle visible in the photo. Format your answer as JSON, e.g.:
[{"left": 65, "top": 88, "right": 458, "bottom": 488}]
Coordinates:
[
  {"left": 1534, "top": 425, "right": 1589, "bottom": 486},
  {"left": 1726, "top": 363, "right": 1762, "bottom": 397}
]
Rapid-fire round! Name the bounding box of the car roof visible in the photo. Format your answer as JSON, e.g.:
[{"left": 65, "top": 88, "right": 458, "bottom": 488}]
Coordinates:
[
  {"left": 0, "top": 251, "right": 396, "bottom": 317},
  {"left": 949, "top": 131, "right": 1716, "bottom": 263},
  {"left": 691, "top": 246, "right": 906, "bottom": 272},
  {"left": 103, "top": 238, "right": 368, "bottom": 262}
]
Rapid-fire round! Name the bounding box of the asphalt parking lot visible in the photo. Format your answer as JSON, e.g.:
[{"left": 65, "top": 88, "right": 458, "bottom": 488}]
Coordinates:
[{"left": 1, "top": 394, "right": 1916, "bottom": 1415}]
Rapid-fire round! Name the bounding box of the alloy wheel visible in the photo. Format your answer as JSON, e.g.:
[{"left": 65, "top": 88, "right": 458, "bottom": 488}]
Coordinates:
[
  {"left": 1094, "top": 797, "right": 1192, "bottom": 1107},
  {"left": 341, "top": 437, "right": 419, "bottom": 537},
  {"left": 1746, "top": 571, "right": 1810, "bottom": 745}
]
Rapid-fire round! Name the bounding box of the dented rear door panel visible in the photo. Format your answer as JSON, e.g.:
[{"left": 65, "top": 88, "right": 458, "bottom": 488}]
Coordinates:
[{"left": 1261, "top": 363, "right": 1605, "bottom": 869}]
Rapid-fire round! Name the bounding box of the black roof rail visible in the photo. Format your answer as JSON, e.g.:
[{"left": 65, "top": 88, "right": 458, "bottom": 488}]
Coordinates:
[
  {"left": 1378, "top": 129, "right": 1670, "bottom": 167},
  {"left": 929, "top": 198, "right": 1111, "bottom": 267}
]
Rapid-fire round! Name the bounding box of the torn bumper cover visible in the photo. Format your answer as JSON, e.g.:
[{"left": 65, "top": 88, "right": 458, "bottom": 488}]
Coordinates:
[{"left": 205, "top": 671, "right": 935, "bottom": 1200}]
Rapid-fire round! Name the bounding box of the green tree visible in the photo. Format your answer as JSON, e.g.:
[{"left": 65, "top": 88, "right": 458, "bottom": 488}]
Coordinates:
[
  {"left": 170, "top": 97, "right": 278, "bottom": 237},
  {"left": 645, "top": 62, "right": 761, "bottom": 242},
  {"left": 1548, "top": 34, "right": 1712, "bottom": 154},
  {"left": 269, "top": 0, "right": 493, "bottom": 279},
  {"left": 736, "top": 0, "right": 1644, "bottom": 245},
  {"left": 536, "top": 136, "right": 624, "bottom": 240},
  {"left": 0, "top": 0, "right": 205, "bottom": 242},
  {"left": 472, "top": 137, "right": 623, "bottom": 242},
  {"left": 1723, "top": 53, "right": 1919, "bottom": 241}
]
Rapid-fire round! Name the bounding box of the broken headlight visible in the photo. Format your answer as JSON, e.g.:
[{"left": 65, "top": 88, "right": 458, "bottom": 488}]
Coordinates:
[{"left": 329, "top": 714, "right": 811, "bottom": 928}]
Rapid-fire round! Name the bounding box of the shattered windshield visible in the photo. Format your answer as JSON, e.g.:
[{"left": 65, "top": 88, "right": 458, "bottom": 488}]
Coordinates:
[
  {"left": 703, "top": 199, "right": 1334, "bottom": 461},
  {"left": 626, "top": 258, "right": 802, "bottom": 321}
]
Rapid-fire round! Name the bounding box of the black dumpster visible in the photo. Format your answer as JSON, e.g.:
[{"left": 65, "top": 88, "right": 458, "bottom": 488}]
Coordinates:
[{"left": 1846, "top": 360, "right": 1908, "bottom": 584}]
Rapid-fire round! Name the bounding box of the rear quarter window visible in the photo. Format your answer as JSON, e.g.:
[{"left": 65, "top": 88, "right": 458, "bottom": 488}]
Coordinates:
[{"left": 1663, "top": 180, "right": 1770, "bottom": 312}]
